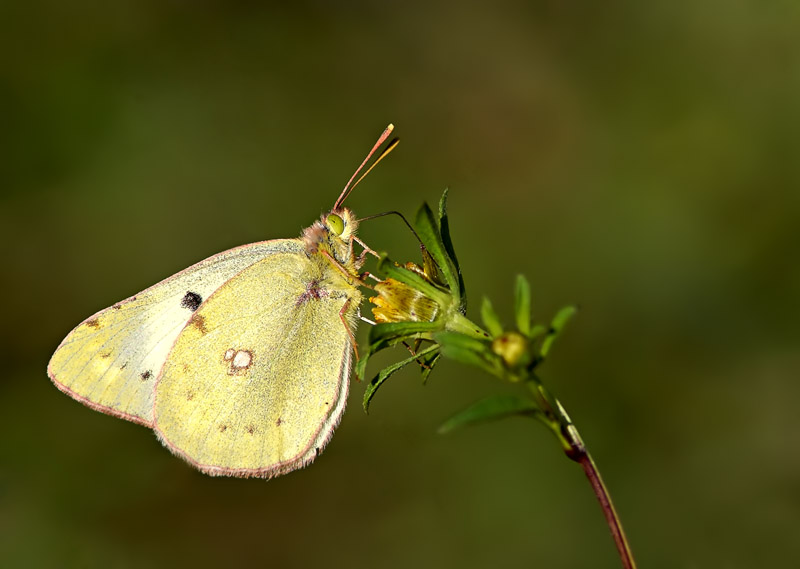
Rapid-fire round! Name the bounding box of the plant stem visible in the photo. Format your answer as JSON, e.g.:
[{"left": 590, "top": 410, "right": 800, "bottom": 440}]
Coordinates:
[
  {"left": 528, "top": 379, "right": 637, "bottom": 569},
  {"left": 564, "top": 429, "right": 637, "bottom": 569}
]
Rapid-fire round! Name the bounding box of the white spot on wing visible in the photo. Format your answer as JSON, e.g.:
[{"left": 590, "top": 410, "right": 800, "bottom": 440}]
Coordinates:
[
  {"left": 223, "top": 348, "right": 254, "bottom": 375},
  {"left": 232, "top": 350, "right": 252, "bottom": 369}
]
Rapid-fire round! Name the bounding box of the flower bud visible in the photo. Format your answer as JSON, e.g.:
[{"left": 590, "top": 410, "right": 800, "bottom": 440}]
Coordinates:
[{"left": 491, "top": 331, "right": 531, "bottom": 369}]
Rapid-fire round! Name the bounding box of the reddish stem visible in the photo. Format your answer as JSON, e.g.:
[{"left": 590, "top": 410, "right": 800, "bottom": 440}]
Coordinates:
[
  {"left": 567, "top": 446, "right": 637, "bottom": 569},
  {"left": 528, "top": 379, "right": 637, "bottom": 568}
]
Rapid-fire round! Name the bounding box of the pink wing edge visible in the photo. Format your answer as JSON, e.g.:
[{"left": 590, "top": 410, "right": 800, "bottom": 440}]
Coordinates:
[{"left": 47, "top": 238, "right": 301, "bottom": 430}]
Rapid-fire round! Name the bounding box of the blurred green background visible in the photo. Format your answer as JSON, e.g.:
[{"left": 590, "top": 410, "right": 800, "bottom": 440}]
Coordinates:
[{"left": 2, "top": 1, "right": 799, "bottom": 567}]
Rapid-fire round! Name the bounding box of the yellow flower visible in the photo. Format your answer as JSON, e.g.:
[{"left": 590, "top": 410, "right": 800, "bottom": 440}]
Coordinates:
[{"left": 370, "top": 263, "right": 441, "bottom": 324}]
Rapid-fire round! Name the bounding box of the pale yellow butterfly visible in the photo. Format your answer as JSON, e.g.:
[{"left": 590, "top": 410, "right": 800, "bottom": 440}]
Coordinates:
[{"left": 48, "top": 125, "right": 397, "bottom": 478}]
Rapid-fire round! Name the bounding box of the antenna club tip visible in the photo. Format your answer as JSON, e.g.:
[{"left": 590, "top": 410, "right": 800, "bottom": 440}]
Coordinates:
[{"left": 386, "top": 123, "right": 395, "bottom": 131}]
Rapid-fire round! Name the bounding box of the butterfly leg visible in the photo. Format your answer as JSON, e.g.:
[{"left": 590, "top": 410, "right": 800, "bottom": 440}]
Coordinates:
[
  {"left": 354, "top": 271, "right": 381, "bottom": 290},
  {"left": 353, "top": 236, "right": 380, "bottom": 266},
  {"left": 400, "top": 339, "right": 435, "bottom": 370},
  {"left": 339, "top": 298, "right": 360, "bottom": 361}
]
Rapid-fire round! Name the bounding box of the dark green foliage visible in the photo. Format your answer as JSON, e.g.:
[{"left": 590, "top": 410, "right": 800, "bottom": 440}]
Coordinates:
[
  {"left": 363, "top": 344, "right": 439, "bottom": 412},
  {"left": 438, "top": 394, "right": 542, "bottom": 434},
  {"left": 361, "top": 191, "right": 577, "bottom": 444},
  {"left": 437, "top": 189, "right": 466, "bottom": 310}
]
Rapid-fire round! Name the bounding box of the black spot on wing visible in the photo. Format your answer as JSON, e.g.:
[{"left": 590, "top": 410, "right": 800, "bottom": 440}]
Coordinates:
[
  {"left": 140, "top": 370, "right": 153, "bottom": 381},
  {"left": 180, "top": 291, "right": 203, "bottom": 311}
]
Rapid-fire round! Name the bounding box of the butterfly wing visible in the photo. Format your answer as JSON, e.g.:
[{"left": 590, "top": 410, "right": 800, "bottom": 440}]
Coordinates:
[
  {"left": 48, "top": 239, "right": 305, "bottom": 426},
  {"left": 153, "top": 250, "right": 360, "bottom": 477}
]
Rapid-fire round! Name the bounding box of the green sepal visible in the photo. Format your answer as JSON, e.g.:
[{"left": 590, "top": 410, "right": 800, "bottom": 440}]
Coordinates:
[
  {"left": 363, "top": 344, "right": 440, "bottom": 413},
  {"left": 514, "top": 274, "right": 532, "bottom": 336},
  {"left": 434, "top": 331, "right": 503, "bottom": 377},
  {"left": 438, "top": 394, "right": 542, "bottom": 434},
  {"left": 540, "top": 305, "right": 578, "bottom": 358},
  {"left": 438, "top": 189, "right": 467, "bottom": 310},
  {"left": 415, "top": 202, "right": 461, "bottom": 303},
  {"left": 480, "top": 296, "right": 503, "bottom": 338}
]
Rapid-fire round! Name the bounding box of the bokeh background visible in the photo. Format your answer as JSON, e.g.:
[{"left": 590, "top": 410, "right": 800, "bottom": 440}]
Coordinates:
[{"left": 2, "top": 2, "right": 799, "bottom": 567}]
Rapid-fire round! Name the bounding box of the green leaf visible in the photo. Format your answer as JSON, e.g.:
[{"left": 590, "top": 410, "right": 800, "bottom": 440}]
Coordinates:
[
  {"left": 540, "top": 305, "right": 577, "bottom": 358},
  {"left": 434, "top": 330, "right": 491, "bottom": 353},
  {"left": 528, "top": 324, "right": 547, "bottom": 339},
  {"left": 480, "top": 296, "right": 503, "bottom": 338},
  {"left": 419, "top": 350, "right": 441, "bottom": 384},
  {"left": 438, "top": 189, "right": 467, "bottom": 310},
  {"left": 403, "top": 340, "right": 442, "bottom": 384},
  {"left": 514, "top": 274, "right": 531, "bottom": 336},
  {"left": 363, "top": 344, "right": 440, "bottom": 413},
  {"left": 438, "top": 394, "right": 542, "bottom": 434},
  {"left": 434, "top": 331, "right": 503, "bottom": 377},
  {"left": 415, "top": 202, "right": 461, "bottom": 302},
  {"left": 368, "top": 321, "right": 442, "bottom": 353},
  {"left": 354, "top": 350, "right": 370, "bottom": 381}
]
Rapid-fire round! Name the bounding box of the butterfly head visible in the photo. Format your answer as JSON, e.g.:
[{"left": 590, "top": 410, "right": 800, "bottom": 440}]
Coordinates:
[
  {"left": 302, "top": 207, "right": 360, "bottom": 272},
  {"left": 324, "top": 208, "right": 358, "bottom": 242}
]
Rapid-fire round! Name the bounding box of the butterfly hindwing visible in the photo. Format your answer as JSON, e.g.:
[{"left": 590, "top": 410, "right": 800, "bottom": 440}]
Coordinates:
[
  {"left": 153, "top": 249, "right": 360, "bottom": 477},
  {"left": 48, "top": 239, "right": 305, "bottom": 425}
]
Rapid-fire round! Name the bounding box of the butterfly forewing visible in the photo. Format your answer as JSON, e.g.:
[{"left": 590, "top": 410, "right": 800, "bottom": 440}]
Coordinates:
[
  {"left": 153, "top": 249, "right": 359, "bottom": 477},
  {"left": 48, "top": 240, "right": 305, "bottom": 425}
]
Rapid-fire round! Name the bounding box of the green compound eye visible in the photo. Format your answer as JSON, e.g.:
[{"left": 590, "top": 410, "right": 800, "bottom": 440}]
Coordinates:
[{"left": 326, "top": 213, "right": 345, "bottom": 235}]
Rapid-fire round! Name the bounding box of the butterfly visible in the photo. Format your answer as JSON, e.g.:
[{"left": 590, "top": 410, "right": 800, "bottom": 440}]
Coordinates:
[{"left": 48, "top": 124, "right": 398, "bottom": 478}]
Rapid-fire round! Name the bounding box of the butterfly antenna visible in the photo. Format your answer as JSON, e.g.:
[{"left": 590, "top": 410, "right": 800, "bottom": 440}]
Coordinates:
[
  {"left": 334, "top": 124, "right": 398, "bottom": 210},
  {"left": 358, "top": 210, "right": 424, "bottom": 248}
]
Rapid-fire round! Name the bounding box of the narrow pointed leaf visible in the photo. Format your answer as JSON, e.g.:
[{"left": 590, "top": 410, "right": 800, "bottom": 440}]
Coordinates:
[
  {"left": 540, "top": 305, "right": 577, "bottom": 358},
  {"left": 415, "top": 202, "right": 461, "bottom": 301},
  {"left": 438, "top": 189, "right": 467, "bottom": 309},
  {"left": 354, "top": 350, "right": 370, "bottom": 381},
  {"left": 419, "top": 351, "right": 441, "bottom": 384},
  {"left": 368, "top": 321, "right": 442, "bottom": 353},
  {"left": 440, "top": 344, "right": 501, "bottom": 377},
  {"left": 434, "top": 331, "right": 503, "bottom": 376},
  {"left": 434, "top": 330, "right": 492, "bottom": 353},
  {"left": 363, "top": 344, "right": 440, "bottom": 412},
  {"left": 405, "top": 339, "right": 442, "bottom": 384},
  {"left": 438, "top": 394, "right": 542, "bottom": 434},
  {"left": 360, "top": 321, "right": 439, "bottom": 380},
  {"left": 528, "top": 324, "right": 547, "bottom": 339},
  {"left": 480, "top": 296, "right": 504, "bottom": 338},
  {"left": 514, "top": 274, "right": 532, "bottom": 336}
]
